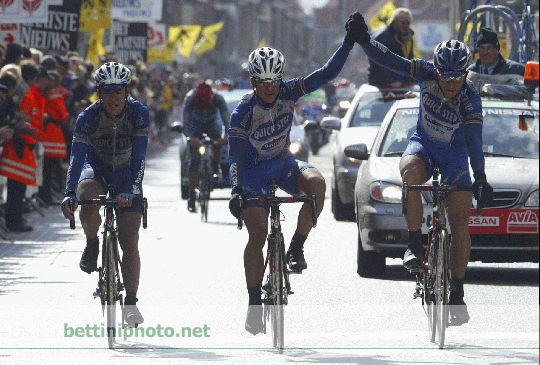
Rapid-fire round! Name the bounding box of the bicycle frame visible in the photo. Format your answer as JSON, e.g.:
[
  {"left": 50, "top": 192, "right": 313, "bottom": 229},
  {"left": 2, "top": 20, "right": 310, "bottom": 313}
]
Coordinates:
[
  {"left": 197, "top": 134, "right": 215, "bottom": 222},
  {"left": 237, "top": 182, "right": 317, "bottom": 352},
  {"left": 69, "top": 189, "right": 148, "bottom": 349},
  {"left": 402, "top": 168, "right": 454, "bottom": 349}
]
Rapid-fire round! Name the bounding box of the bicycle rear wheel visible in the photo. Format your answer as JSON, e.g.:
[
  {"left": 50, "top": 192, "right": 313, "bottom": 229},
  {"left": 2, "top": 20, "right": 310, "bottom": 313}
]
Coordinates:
[
  {"left": 434, "top": 229, "right": 450, "bottom": 349},
  {"left": 269, "top": 233, "right": 285, "bottom": 352},
  {"left": 105, "top": 232, "right": 117, "bottom": 349}
]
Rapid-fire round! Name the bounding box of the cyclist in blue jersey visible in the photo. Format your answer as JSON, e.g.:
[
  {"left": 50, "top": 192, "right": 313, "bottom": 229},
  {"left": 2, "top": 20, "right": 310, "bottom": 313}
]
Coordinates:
[
  {"left": 349, "top": 13, "right": 493, "bottom": 325},
  {"left": 182, "top": 82, "right": 229, "bottom": 212},
  {"left": 60, "top": 62, "right": 149, "bottom": 326},
  {"left": 228, "top": 13, "right": 366, "bottom": 335}
]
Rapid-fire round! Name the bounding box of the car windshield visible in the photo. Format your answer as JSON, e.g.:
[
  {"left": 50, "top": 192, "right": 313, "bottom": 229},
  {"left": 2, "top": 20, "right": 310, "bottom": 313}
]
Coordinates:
[
  {"left": 379, "top": 107, "right": 540, "bottom": 159},
  {"left": 349, "top": 92, "right": 395, "bottom": 127}
]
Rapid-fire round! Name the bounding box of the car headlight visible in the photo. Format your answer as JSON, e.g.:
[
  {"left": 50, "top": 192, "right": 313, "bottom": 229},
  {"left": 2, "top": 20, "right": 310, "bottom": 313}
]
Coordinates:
[
  {"left": 289, "top": 141, "right": 302, "bottom": 154},
  {"left": 525, "top": 190, "right": 539, "bottom": 207},
  {"left": 198, "top": 145, "right": 206, "bottom": 155},
  {"left": 369, "top": 181, "right": 402, "bottom": 203}
]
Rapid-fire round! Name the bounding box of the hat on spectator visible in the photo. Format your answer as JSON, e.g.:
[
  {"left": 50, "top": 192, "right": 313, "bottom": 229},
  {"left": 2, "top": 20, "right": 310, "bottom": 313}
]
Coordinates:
[
  {"left": 41, "top": 55, "right": 58, "bottom": 70},
  {"left": 53, "top": 54, "right": 69, "bottom": 67},
  {"left": 476, "top": 27, "right": 500, "bottom": 50},
  {"left": 5, "top": 43, "right": 23, "bottom": 64}
]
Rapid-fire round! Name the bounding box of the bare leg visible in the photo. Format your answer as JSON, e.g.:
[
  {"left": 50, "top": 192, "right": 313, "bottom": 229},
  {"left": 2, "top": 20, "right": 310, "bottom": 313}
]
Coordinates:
[
  {"left": 117, "top": 211, "right": 142, "bottom": 296},
  {"left": 243, "top": 207, "right": 268, "bottom": 288},
  {"left": 295, "top": 167, "right": 326, "bottom": 236}
]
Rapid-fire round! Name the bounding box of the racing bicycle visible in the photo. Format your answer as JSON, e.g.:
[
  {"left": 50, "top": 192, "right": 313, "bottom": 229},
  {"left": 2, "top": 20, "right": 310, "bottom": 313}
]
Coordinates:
[
  {"left": 237, "top": 182, "right": 317, "bottom": 352},
  {"left": 69, "top": 186, "right": 148, "bottom": 349},
  {"left": 402, "top": 167, "right": 483, "bottom": 349}
]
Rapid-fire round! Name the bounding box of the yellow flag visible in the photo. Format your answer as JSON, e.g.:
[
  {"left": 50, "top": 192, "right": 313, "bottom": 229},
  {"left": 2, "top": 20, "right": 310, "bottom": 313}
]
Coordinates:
[
  {"left": 369, "top": 0, "right": 395, "bottom": 30},
  {"left": 257, "top": 38, "right": 266, "bottom": 48},
  {"left": 168, "top": 25, "right": 202, "bottom": 58},
  {"left": 79, "top": 0, "right": 112, "bottom": 32},
  {"left": 86, "top": 28, "right": 106, "bottom": 66},
  {"left": 194, "top": 21, "right": 224, "bottom": 56}
]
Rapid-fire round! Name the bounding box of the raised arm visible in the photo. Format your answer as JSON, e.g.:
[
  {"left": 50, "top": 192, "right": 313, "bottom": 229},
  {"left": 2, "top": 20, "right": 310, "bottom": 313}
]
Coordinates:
[
  {"left": 302, "top": 39, "right": 354, "bottom": 94},
  {"left": 361, "top": 40, "right": 413, "bottom": 79}
]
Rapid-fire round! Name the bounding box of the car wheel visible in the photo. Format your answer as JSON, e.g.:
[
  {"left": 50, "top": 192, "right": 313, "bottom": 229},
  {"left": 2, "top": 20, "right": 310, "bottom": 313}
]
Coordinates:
[
  {"left": 357, "top": 229, "right": 386, "bottom": 278},
  {"left": 332, "top": 182, "right": 355, "bottom": 221}
]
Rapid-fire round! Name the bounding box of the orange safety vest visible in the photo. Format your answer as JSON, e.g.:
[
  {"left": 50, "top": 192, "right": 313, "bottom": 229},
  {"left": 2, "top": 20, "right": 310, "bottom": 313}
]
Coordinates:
[
  {"left": 42, "top": 84, "right": 68, "bottom": 158},
  {"left": 0, "top": 87, "right": 43, "bottom": 186}
]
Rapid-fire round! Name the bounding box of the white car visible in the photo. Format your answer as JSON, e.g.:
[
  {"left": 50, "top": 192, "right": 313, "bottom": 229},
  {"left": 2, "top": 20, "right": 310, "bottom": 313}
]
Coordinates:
[
  {"left": 347, "top": 95, "right": 539, "bottom": 278},
  {"left": 321, "top": 83, "right": 418, "bottom": 221}
]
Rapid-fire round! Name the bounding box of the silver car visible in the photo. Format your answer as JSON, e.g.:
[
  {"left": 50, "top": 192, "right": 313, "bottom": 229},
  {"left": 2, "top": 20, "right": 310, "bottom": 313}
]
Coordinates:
[
  {"left": 346, "top": 97, "right": 539, "bottom": 278},
  {"left": 321, "top": 84, "right": 417, "bottom": 221}
]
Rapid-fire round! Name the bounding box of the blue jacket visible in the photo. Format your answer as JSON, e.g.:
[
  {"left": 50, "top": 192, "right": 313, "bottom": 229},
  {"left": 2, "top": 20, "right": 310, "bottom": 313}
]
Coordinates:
[{"left": 368, "top": 25, "right": 416, "bottom": 87}]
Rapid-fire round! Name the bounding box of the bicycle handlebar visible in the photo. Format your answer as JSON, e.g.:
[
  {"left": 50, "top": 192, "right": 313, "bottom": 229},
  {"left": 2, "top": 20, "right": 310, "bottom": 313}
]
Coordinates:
[
  {"left": 236, "top": 194, "right": 318, "bottom": 230},
  {"left": 69, "top": 197, "right": 148, "bottom": 229},
  {"left": 401, "top": 183, "right": 484, "bottom": 217}
]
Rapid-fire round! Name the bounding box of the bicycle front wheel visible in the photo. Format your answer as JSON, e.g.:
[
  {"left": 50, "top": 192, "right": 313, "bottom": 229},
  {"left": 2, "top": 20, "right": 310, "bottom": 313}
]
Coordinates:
[
  {"left": 434, "top": 229, "right": 450, "bottom": 349},
  {"left": 270, "top": 233, "right": 285, "bottom": 352},
  {"left": 105, "top": 232, "right": 117, "bottom": 349},
  {"left": 424, "top": 235, "right": 437, "bottom": 343},
  {"left": 199, "top": 166, "right": 210, "bottom": 222}
]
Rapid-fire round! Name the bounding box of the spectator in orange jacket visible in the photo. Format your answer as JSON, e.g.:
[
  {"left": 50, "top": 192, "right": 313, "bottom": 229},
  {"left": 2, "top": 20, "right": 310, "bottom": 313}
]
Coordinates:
[
  {"left": 38, "top": 59, "right": 69, "bottom": 205},
  {"left": 0, "top": 62, "right": 48, "bottom": 232}
]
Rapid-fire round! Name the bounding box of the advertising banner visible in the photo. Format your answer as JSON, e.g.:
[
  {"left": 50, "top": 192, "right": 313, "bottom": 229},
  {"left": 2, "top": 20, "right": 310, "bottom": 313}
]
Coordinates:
[
  {"left": 112, "top": 0, "right": 162, "bottom": 22},
  {"left": 113, "top": 20, "right": 147, "bottom": 63},
  {"left": 19, "top": 1, "right": 81, "bottom": 53}
]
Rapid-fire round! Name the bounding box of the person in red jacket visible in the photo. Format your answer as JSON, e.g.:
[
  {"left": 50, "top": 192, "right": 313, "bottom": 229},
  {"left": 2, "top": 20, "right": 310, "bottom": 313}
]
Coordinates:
[
  {"left": 0, "top": 62, "right": 48, "bottom": 232},
  {"left": 38, "top": 70, "right": 68, "bottom": 205}
]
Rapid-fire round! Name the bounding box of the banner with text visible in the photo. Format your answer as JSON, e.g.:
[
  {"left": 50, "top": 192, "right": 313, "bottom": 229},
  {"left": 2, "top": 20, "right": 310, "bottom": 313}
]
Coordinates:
[
  {"left": 19, "top": 1, "right": 81, "bottom": 54},
  {"left": 112, "top": 0, "right": 162, "bottom": 22},
  {"left": 0, "top": 0, "right": 48, "bottom": 24},
  {"left": 113, "top": 21, "right": 147, "bottom": 64}
]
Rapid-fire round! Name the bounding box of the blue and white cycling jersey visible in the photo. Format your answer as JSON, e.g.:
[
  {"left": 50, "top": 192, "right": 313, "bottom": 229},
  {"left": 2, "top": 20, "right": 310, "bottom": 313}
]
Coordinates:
[
  {"left": 65, "top": 97, "right": 149, "bottom": 196},
  {"left": 361, "top": 40, "right": 485, "bottom": 176},
  {"left": 229, "top": 39, "right": 354, "bottom": 189}
]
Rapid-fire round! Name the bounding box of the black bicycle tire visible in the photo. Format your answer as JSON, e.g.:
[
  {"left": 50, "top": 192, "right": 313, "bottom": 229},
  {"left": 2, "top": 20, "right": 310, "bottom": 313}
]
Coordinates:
[
  {"left": 436, "top": 229, "right": 450, "bottom": 349},
  {"left": 273, "top": 232, "right": 285, "bottom": 352},
  {"left": 199, "top": 162, "right": 210, "bottom": 222},
  {"left": 105, "top": 232, "right": 117, "bottom": 349},
  {"left": 427, "top": 234, "right": 437, "bottom": 343}
]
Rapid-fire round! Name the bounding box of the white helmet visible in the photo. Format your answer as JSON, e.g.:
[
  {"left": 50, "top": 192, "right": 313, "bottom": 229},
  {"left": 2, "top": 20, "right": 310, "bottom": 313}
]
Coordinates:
[
  {"left": 94, "top": 62, "right": 131, "bottom": 91},
  {"left": 248, "top": 47, "right": 285, "bottom": 81}
]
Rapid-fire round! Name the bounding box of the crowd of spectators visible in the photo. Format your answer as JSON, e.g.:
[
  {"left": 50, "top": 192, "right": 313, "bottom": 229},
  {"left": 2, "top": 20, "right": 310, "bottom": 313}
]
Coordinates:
[{"left": 0, "top": 41, "right": 200, "bottom": 235}]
